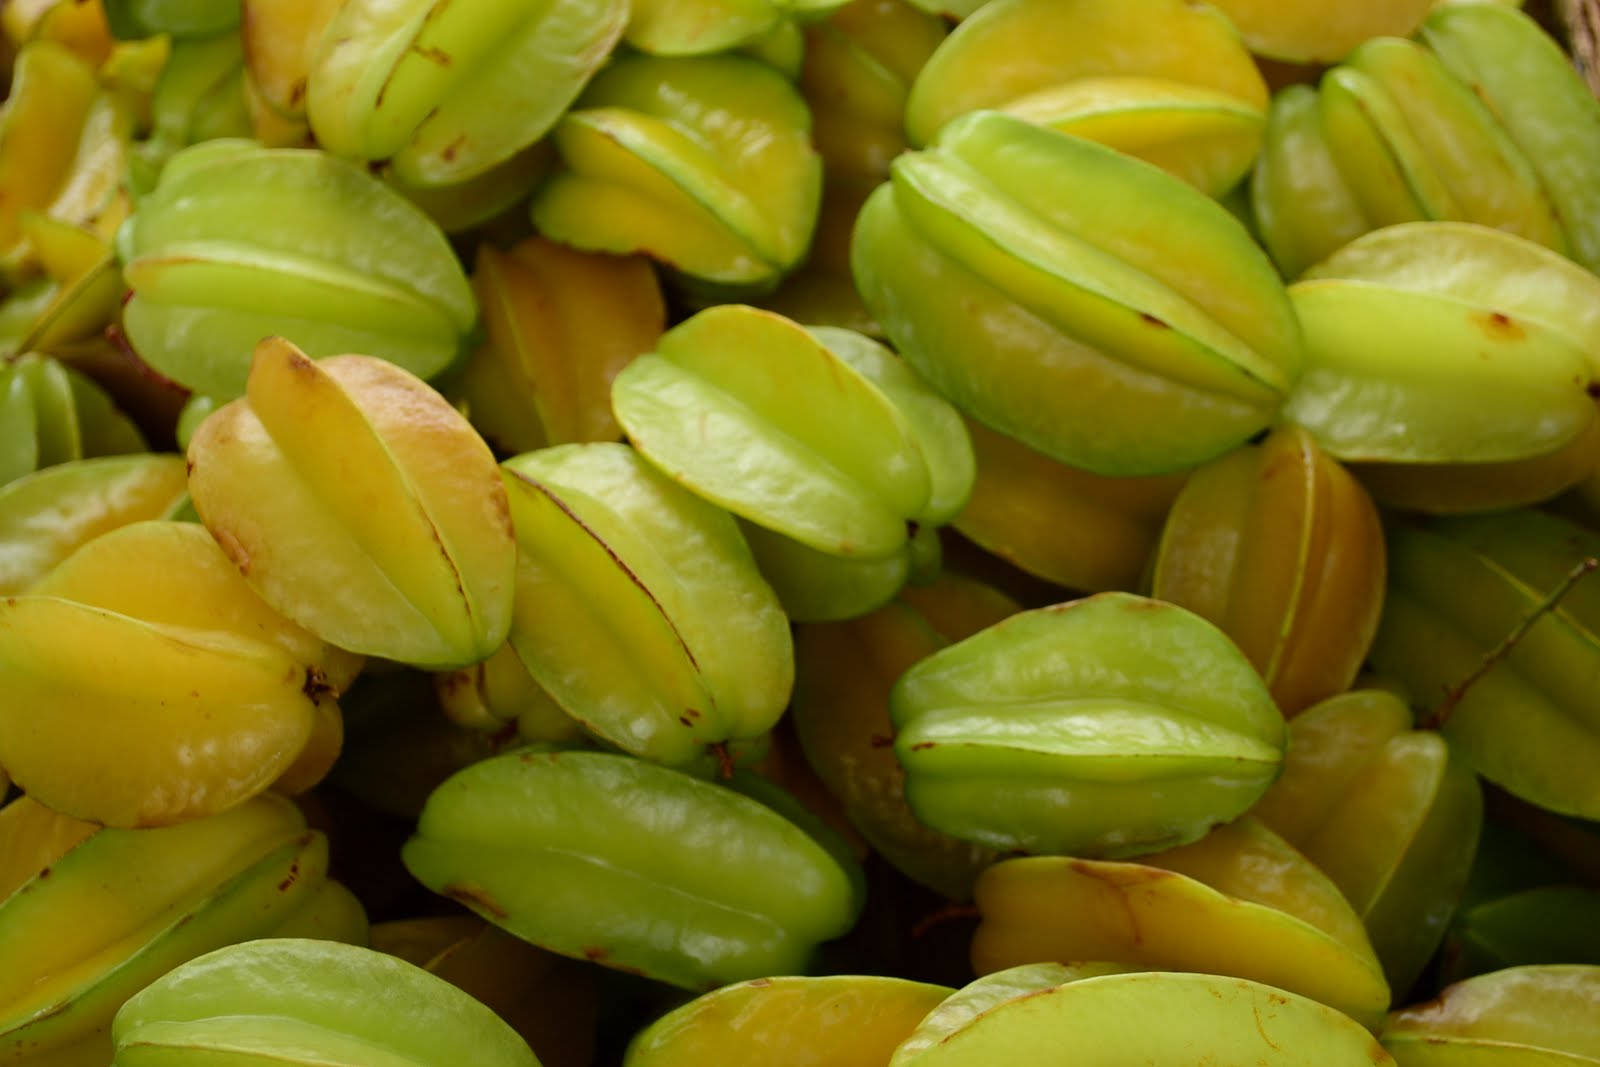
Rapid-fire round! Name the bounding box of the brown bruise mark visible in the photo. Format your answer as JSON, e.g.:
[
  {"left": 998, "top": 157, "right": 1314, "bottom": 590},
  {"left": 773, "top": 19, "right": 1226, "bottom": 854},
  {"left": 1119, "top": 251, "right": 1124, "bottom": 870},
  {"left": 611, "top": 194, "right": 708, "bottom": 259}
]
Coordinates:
[
  {"left": 1139, "top": 312, "right": 1169, "bottom": 329},
  {"left": 288, "top": 78, "right": 308, "bottom": 110},
  {"left": 747, "top": 977, "right": 773, "bottom": 988},
  {"left": 302, "top": 665, "right": 334, "bottom": 703},
  {"left": 908, "top": 742, "right": 935, "bottom": 751},
  {"left": 1069, "top": 860, "right": 1178, "bottom": 948},
  {"left": 412, "top": 45, "right": 452, "bottom": 66},
  {"left": 212, "top": 527, "right": 251, "bottom": 576},
  {"left": 277, "top": 860, "right": 301, "bottom": 893},
  {"left": 582, "top": 946, "right": 608, "bottom": 961},
  {"left": 443, "top": 883, "right": 509, "bottom": 920},
  {"left": 1251, "top": 1000, "right": 1281, "bottom": 1052},
  {"left": 1473, "top": 310, "right": 1525, "bottom": 341},
  {"left": 441, "top": 135, "right": 467, "bottom": 163}
]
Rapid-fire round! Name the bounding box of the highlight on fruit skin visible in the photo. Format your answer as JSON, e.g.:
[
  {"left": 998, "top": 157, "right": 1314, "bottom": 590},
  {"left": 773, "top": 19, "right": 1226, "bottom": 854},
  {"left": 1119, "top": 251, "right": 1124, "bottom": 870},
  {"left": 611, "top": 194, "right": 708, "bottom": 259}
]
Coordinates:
[
  {"left": 109, "top": 938, "right": 538, "bottom": 1067},
  {"left": 1381, "top": 965, "right": 1600, "bottom": 1065},
  {"left": 187, "top": 335, "right": 517, "bottom": 671}
]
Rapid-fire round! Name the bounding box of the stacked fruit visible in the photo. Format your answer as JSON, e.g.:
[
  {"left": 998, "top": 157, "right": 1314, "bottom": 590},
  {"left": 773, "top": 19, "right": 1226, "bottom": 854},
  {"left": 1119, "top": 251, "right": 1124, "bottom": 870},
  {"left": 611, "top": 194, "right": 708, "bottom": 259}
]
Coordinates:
[{"left": 1, "top": 0, "right": 1599, "bottom": 1063}]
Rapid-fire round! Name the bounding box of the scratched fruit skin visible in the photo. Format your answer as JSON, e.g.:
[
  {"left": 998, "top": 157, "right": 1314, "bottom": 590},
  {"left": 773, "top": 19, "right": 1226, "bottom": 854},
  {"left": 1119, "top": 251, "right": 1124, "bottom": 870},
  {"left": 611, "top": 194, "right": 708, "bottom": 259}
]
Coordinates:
[
  {"left": 0, "top": 520, "right": 351, "bottom": 827},
  {"left": 0, "top": 793, "right": 365, "bottom": 1067},
  {"left": 1151, "top": 423, "right": 1386, "bottom": 715},
  {"left": 853, "top": 109, "right": 1302, "bottom": 477},
  {"left": 401, "top": 748, "right": 863, "bottom": 991},
  {"left": 1369, "top": 510, "right": 1600, "bottom": 821},
  {"left": 500, "top": 442, "right": 792, "bottom": 767},
  {"left": 1251, "top": 689, "right": 1484, "bottom": 995},
  {"left": 187, "top": 337, "right": 517, "bottom": 670},
  {"left": 892, "top": 971, "right": 1394, "bottom": 1067},
  {"left": 970, "top": 817, "right": 1392, "bottom": 1029},
  {"left": 624, "top": 975, "right": 952, "bottom": 1067},
  {"left": 306, "top": 0, "right": 627, "bottom": 187},
  {"left": 110, "top": 939, "right": 537, "bottom": 1067},
  {"left": 892, "top": 592, "right": 1286, "bottom": 859},
  {"left": 1381, "top": 965, "right": 1600, "bottom": 1067}
]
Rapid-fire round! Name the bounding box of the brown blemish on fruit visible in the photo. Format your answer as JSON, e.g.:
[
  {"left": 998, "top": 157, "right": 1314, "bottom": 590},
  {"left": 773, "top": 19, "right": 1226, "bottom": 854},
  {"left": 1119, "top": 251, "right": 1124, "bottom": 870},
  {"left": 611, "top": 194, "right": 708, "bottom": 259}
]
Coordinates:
[
  {"left": 443, "top": 883, "right": 509, "bottom": 919},
  {"left": 684, "top": 708, "right": 702, "bottom": 720},
  {"left": 302, "top": 666, "right": 334, "bottom": 702},
  {"left": 1071, "top": 861, "right": 1175, "bottom": 947},
  {"left": 37, "top": 867, "right": 50, "bottom": 879},
  {"left": 582, "top": 946, "right": 608, "bottom": 961},
  {"left": 212, "top": 527, "right": 251, "bottom": 576},
  {"left": 1140, "top": 312, "right": 1169, "bottom": 329},
  {"left": 678, "top": 716, "right": 693, "bottom": 727},
  {"left": 1252, "top": 1001, "right": 1280, "bottom": 1051},
  {"left": 747, "top": 978, "right": 773, "bottom": 987},
  {"left": 909, "top": 742, "right": 936, "bottom": 751},
  {"left": 412, "top": 45, "right": 452, "bottom": 66},
  {"left": 441, "top": 135, "right": 467, "bottom": 163},
  {"left": 277, "top": 861, "right": 300, "bottom": 892},
  {"left": 289, "top": 78, "right": 307, "bottom": 109},
  {"left": 1473, "top": 310, "right": 1524, "bottom": 341}
]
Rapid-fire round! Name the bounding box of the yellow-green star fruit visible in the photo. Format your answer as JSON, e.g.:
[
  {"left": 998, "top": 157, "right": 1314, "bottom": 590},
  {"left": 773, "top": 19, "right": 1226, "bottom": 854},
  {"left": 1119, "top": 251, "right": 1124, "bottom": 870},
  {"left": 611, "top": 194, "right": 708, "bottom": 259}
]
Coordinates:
[
  {"left": 1252, "top": 689, "right": 1484, "bottom": 995},
  {"left": 971, "top": 818, "right": 1392, "bottom": 1028},
  {"left": 0, "top": 453, "right": 189, "bottom": 595},
  {"left": 1370, "top": 509, "right": 1600, "bottom": 820},
  {"left": 187, "top": 336, "right": 516, "bottom": 670},
  {"left": 625, "top": 975, "right": 953, "bottom": 1067},
  {"left": 904, "top": 0, "right": 1269, "bottom": 197},
  {"left": 626, "top": 0, "right": 848, "bottom": 57},
  {"left": 891, "top": 592, "right": 1286, "bottom": 859},
  {"left": 306, "top": 0, "right": 627, "bottom": 187},
  {"left": 612, "top": 307, "right": 971, "bottom": 576},
  {"left": 1382, "top": 966, "right": 1600, "bottom": 1066},
  {"left": 853, "top": 110, "right": 1302, "bottom": 476},
  {"left": 0, "top": 352, "right": 146, "bottom": 488},
  {"left": 531, "top": 53, "right": 822, "bottom": 296},
  {"left": 402, "top": 748, "right": 863, "bottom": 991},
  {"left": 110, "top": 939, "right": 537, "bottom": 1067},
  {"left": 1152, "top": 423, "right": 1387, "bottom": 715},
  {"left": 1285, "top": 222, "right": 1600, "bottom": 512},
  {"left": 1206, "top": 0, "right": 1430, "bottom": 64},
  {"left": 501, "top": 442, "right": 791, "bottom": 768},
  {"left": 0, "top": 520, "right": 358, "bottom": 826},
  {"left": 115, "top": 140, "right": 477, "bottom": 401},
  {"left": 892, "top": 971, "right": 1393, "bottom": 1067},
  {"left": 0, "top": 793, "right": 365, "bottom": 1067},
  {"left": 1421, "top": 2, "right": 1600, "bottom": 273}
]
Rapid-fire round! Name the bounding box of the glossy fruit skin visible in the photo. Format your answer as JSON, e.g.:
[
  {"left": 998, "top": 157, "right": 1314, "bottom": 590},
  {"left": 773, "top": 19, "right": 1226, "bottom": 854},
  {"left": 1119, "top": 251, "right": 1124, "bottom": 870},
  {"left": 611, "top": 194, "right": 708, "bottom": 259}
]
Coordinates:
[
  {"left": 1381, "top": 965, "right": 1600, "bottom": 1066},
  {"left": 1252, "top": 689, "right": 1484, "bottom": 994},
  {"left": 892, "top": 592, "right": 1285, "bottom": 859},
  {"left": 1152, "top": 423, "right": 1386, "bottom": 715},
  {"left": 110, "top": 938, "right": 537, "bottom": 1067},
  {"left": 187, "top": 337, "right": 516, "bottom": 671},
  {"left": 500, "top": 441, "right": 792, "bottom": 767},
  {"left": 402, "top": 748, "right": 863, "bottom": 991},
  {"left": 893, "top": 971, "right": 1394, "bottom": 1067},
  {"left": 0, "top": 793, "right": 364, "bottom": 1067},
  {"left": 1370, "top": 510, "right": 1600, "bottom": 820},
  {"left": 624, "top": 974, "right": 952, "bottom": 1067},
  {"left": 853, "top": 109, "right": 1301, "bottom": 478},
  {"left": 115, "top": 140, "right": 476, "bottom": 400},
  {"left": 969, "top": 817, "right": 1391, "bottom": 1029}
]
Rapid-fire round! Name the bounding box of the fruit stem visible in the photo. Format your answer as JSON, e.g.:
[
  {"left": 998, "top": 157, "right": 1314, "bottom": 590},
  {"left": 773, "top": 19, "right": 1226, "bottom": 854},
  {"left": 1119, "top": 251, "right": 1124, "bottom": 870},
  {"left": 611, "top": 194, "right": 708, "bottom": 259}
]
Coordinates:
[{"left": 1423, "top": 555, "right": 1599, "bottom": 730}]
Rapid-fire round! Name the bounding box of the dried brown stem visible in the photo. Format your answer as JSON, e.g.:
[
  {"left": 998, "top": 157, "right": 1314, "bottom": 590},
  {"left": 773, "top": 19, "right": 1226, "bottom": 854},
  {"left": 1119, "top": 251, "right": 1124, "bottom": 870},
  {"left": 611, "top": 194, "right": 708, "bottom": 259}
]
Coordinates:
[{"left": 1423, "top": 556, "right": 1599, "bottom": 730}]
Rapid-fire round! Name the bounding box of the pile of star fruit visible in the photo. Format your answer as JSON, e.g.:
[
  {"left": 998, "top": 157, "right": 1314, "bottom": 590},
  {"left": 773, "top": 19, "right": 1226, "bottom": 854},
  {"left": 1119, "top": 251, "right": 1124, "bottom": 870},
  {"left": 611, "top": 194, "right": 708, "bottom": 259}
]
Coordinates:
[{"left": 1, "top": 0, "right": 1598, "bottom": 1063}]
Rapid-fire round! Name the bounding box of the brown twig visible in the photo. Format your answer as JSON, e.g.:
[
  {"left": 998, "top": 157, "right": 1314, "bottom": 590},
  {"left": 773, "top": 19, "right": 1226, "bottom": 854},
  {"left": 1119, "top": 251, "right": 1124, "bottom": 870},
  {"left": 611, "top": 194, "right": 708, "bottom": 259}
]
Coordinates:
[{"left": 1423, "top": 556, "right": 1599, "bottom": 730}]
